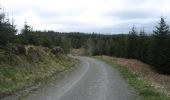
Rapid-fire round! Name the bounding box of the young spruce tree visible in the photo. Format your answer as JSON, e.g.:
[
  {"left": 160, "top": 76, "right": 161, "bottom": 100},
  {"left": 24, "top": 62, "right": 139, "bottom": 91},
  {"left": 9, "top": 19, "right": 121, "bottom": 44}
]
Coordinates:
[
  {"left": 127, "top": 25, "right": 139, "bottom": 58},
  {"left": 152, "top": 17, "right": 170, "bottom": 73}
]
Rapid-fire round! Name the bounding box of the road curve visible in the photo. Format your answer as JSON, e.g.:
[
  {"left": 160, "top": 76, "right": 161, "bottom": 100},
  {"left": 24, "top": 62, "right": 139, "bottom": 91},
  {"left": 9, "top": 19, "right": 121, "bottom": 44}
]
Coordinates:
[{"left": 23, "top": 56, "right": 135, "bottom": 100}]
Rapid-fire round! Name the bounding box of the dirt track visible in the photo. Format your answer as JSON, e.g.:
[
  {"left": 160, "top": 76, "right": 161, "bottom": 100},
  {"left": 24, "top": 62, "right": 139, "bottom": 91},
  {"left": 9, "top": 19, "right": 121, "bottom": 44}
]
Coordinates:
[{"left": 22, "top": 57, "right": 135, "bottom": 100}]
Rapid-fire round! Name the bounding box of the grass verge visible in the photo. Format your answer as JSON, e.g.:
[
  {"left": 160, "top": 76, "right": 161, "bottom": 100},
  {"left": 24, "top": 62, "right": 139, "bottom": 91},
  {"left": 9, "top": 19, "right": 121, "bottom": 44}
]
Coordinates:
[
  {"left": 95, "top": 56, "right": 169, "bottom": 100},
  {"left": 0, "top": 45, "right": 76, "bottom": 98}
]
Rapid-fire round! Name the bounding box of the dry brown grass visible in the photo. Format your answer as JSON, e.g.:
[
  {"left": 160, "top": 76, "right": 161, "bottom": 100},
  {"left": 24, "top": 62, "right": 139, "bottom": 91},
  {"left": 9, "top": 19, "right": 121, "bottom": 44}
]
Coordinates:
[
  {"left": 70, "top": 48, "right": 85, "bottom": 56},
  {"left": 112, "top": 57, "right": 170, "bottom": 97}
]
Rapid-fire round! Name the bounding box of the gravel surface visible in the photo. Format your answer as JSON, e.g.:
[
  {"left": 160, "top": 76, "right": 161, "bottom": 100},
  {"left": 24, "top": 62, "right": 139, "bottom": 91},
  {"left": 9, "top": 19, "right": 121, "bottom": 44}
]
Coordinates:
[{"left": 22, "top": 56, "right": 135, "bottom": 100}]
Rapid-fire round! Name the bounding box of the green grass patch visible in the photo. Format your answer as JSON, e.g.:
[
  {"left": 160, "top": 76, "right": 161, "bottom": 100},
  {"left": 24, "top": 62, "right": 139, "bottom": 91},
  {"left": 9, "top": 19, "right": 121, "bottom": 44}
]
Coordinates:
[{"left": 95, "top": 56, "right": 169, "bottom": 100}]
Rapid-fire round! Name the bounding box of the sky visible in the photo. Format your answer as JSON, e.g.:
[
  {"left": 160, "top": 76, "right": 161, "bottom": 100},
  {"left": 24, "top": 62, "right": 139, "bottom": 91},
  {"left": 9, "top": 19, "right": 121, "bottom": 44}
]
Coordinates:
[{"left": 0, "top": 0, "right": 170, "bottom": 34}]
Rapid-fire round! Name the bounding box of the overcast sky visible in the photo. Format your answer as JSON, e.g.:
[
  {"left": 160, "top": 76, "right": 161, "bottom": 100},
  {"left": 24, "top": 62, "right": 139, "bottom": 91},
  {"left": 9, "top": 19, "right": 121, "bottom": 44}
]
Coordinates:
[{"left": 1, "top": 0, "right": 170, "bottom": 33}]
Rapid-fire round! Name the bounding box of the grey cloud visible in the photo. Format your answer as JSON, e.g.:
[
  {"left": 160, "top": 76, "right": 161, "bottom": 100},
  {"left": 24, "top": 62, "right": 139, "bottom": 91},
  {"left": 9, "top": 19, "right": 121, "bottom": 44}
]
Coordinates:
[
  {"left": 127, "top": 0, "right": 147, "bottom": 3},
  {"left": 9, "top": 5, "right": 61, "bottom": 18},
  {"left": 79, "top": 20, "right": 158, "bottom": 34},
  {"left": 2, "top": 0, "right": 170, "bottom": 34},
  {"left": 37, "top": 10, "right": 59, "bottom": 18},
  {"left": 105, "top": 9, "right": 159, "bottom": 20}
]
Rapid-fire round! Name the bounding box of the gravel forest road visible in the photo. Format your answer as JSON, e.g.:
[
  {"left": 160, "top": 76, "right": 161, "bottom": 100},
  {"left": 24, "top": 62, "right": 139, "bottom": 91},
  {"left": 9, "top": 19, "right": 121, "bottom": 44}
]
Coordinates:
[{"left": 23, "top": 56, "right": 135, "bottom": 100}]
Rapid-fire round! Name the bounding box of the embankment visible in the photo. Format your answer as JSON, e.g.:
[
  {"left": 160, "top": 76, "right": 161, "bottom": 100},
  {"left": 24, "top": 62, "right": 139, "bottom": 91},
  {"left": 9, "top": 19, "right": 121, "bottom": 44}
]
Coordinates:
[{"left": 0, "top": 44, "right": 76, "bottom": 98}]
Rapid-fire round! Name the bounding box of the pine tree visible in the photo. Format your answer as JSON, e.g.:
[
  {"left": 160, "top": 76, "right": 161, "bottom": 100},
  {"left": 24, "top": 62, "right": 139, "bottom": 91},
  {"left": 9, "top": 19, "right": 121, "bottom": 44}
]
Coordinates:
[
  {"left": 127, "top": 25, "right": 139, "bottom": 58},
  {"left": 153, "top": 17, "right": 169, "bottom": 36},
  {"left": 138, "top": 28, "right": 148, "bottom": 61},
  {"left": 19, "top": 21, "right": 33, "bottom": 45},
  {"left": 152, "top": 17, "right": 170, "bottom": 73},
  {"left": 0, "top": 10, "right": 17, "bottom": 45}
]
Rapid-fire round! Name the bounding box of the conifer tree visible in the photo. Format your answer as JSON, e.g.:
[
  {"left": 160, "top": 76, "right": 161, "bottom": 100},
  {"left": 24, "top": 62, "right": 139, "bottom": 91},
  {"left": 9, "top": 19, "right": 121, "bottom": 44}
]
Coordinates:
[
  {"left": 152, "top": 17, "right": 170, "bottom": 73},
  {"left": 0, "top": 9, "right": 17, "bottom": 45},
  {"left": 20, "top": 21, "right": 33, "bottom": 45},
  {"left": 127, "top": 25, "right": 139, "bottom": 58}
]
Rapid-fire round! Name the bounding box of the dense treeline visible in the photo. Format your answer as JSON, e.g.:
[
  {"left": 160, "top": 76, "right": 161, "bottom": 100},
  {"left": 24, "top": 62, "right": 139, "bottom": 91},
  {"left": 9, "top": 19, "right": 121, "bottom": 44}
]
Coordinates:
[
  {"left": 81, "top": 18, "right": 170, "bottom": 74},
  {"left": 0, "top": 8, "right": 170, "bottom": 74}
]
